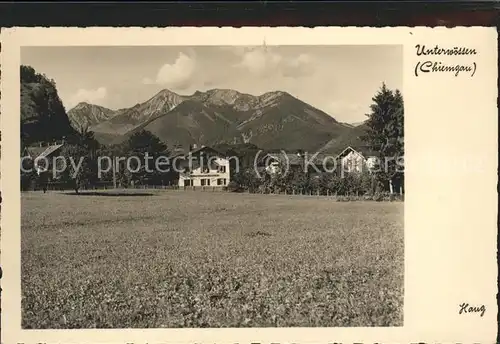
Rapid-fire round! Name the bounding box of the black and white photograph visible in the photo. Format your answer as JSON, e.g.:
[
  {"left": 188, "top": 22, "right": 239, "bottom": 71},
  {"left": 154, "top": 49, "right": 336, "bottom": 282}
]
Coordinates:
[
  {"left": 0, "top": 25, "right": 498, "bottom": 344},
  {"left": 19, "top": 44, "right": 405, "bottom": 329}
]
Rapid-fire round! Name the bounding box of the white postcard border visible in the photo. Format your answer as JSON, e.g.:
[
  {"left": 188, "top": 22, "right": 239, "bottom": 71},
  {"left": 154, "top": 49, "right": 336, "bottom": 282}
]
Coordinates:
[{"left": 1, "top": 26, "right": 498, "bottom": 344}]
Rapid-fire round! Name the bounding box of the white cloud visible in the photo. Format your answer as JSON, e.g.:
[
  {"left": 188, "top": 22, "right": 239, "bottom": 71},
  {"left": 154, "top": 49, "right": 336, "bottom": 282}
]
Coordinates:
[
  {"left": 234, "top": 47, "right": 282, "bottom": 76},
  {"left": 66, "top": 86, "right": 107, "bottom": 109},
  {"left": 282, "top": 54, "right": 314, "bottom": 77},
  {"left": 233, "top": 46, "right": 314, "bottom": 78},
  {"left": 144, "top": 52, "right": 196, "bottom": 90}
]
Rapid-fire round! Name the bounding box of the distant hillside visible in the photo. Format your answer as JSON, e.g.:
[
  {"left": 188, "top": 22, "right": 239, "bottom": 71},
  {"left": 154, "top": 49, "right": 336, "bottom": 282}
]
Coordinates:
[
  {"left": 139, "top": 99, "right": 243, "bottom": 149},
  {"left": 232, "top": 91, "right": 346, "bottom": 152},
  {"left": 341, "top": 123, "right": 355, "bottom": 128},
  {"left": 20, "top": 65, "right": 76, "bottom": 145},
  {"left": 71, "top": 88, "right": 350, "bottom": 152},
  {"left": 349, "top": 120, "right": 366, "bottom": 127}
]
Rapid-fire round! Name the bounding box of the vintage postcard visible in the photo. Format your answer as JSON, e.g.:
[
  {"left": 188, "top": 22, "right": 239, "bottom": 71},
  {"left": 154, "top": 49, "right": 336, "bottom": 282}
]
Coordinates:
[{"left": 0, "top": 27, "right": 497, "bottom": 344}]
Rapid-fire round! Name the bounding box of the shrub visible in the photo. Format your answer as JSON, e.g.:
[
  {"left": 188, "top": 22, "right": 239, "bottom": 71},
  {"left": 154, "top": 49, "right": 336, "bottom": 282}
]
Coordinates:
[
  {"left": 374, "top": 192, "right": 384, "bottom": 202},
  {"left": 227, "top": 181, "right": 243, "bottom": 193}
]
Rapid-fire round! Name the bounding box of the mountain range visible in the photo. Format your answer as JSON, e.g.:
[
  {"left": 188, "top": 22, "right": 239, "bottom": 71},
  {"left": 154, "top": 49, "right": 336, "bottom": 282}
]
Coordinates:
[{"left": 67, "top": 88, "right": 368, "bottom": 154}]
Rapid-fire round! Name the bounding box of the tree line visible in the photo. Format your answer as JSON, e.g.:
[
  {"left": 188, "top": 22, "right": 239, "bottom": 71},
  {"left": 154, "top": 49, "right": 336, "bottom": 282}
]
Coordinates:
[
  {"left": 21, "top": 77, "right": 404, "bottom": 196},
  {"left": 21, "top": 128, "right": 179, "bottom": 193}
]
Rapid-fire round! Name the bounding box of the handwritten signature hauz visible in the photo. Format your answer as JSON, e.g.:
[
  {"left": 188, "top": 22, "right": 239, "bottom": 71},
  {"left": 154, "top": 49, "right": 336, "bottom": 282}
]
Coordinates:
[{"left": 459, "top": 302, "right": 486, "bottom": 317}]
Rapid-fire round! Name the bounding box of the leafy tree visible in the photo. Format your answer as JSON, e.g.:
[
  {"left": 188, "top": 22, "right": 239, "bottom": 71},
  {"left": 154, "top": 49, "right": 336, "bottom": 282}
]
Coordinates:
[
  {"left": 73, "top": 125, "right": 100, "bottom": 158},
  {"left": 349, "top": 172, "right": 373, "bottom": 196},
  {"left": 58, "top": 144, "right": 96, "bottom": 194},
  {"left": 49, "top": 126, "right": 102, "bottom": 193},
  {"left": 213, "top": 143, "right": 263, "bottom": 171},
  {"left": 121, "top": 130, "right": 172, "bottom": 185},
  {"left": 316, "top": 173, "right": 338, "bottom": 195},
  {"left": 93, "top": 144, "right": 117, "bottom": 185},
  {"left": 286, "top": 168, "right": 309, "bottom": 194},
  {"left": 21, "top": 161, "right": 38, "bottom": 191},
  {"left": 232, "top": 167, "right": 261, "bottom": 192},
  {"left": 363, "top": 83, "right": 404, "bottom": 193}
]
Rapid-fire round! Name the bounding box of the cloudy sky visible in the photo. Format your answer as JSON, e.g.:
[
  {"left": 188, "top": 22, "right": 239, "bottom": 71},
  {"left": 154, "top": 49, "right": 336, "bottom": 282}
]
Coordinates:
[{"left": 21, "top": 45, "right": 402, "bottom": 123}]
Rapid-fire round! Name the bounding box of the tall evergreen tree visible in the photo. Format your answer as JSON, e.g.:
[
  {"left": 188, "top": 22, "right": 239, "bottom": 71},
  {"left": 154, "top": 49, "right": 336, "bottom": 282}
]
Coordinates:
[{"left": 363, "top": 83, "right": 404, "bottom": 193}]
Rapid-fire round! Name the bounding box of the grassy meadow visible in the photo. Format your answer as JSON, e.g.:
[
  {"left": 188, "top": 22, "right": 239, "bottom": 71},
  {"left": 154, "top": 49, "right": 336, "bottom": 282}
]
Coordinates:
[{"left": 21, "top": 190, "right": 404, "bottom": 328}]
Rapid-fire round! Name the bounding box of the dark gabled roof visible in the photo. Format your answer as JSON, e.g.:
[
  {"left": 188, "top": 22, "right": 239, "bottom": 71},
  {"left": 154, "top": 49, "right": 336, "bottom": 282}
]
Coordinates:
[
  {"left": 178, "top": 157, "right": 222, "bottom": 174},
  {"left": 260, "top": 146, "right": 380, "bottom": 167},
  {"left": 262, "top": 153, "right": 300, "bottom": 166},
  {"left": 262, "top": 152, "right": 333, "bottom": 166},
  {"left": 169, "top": 145, "right": 225, "bottom": 159},
  {"left": 40, "top": 144, "right": 64, "bottom": 158},
  {"left": 354, "top": 145, "right": 378, "bottom": 158},
  {"left": 24, "top": 143, "right": 64, "bottom": 159},
  {"left": 24, "top": 146, "right": 47, "bottom": 158},
  {"left": 190, "top": 146, "right": 223, "bottom": 157}
]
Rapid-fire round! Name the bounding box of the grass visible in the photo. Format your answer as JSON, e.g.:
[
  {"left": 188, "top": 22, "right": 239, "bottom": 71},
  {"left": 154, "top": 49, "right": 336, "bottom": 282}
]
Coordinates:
[{"left": 21, "top": 190, "right": 404, "bottom": 328}]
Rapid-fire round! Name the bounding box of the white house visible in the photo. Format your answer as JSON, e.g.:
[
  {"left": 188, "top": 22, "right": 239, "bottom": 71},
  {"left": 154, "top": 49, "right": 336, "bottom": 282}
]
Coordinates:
[
  {"left": 335, "top": 146, "right": 379, "bottom": 174},
  {"left": 174, "top": 145, "right": 231, "bottom": 188},
  {"left": 336, "top": 146, "right": 404, "bottom": 194}
]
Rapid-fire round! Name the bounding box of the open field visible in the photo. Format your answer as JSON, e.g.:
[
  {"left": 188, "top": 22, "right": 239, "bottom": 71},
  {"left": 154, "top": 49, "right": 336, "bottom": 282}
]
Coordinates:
[{"left": 21, "top": 190, "right": 404, "bottom": 328}]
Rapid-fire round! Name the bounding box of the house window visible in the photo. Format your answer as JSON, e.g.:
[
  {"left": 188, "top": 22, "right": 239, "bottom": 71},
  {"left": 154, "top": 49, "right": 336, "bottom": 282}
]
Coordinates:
[
  {"left": 201, "top": 178, "right": 211, "bottom": 186},
  {"left": 218, "top": 165, "right": 226, "bottom": 173},
  {"left": 217, "top": 178, "right": 227, "bottom": 186},
  {"left": 202, "top": 166, "right": 210, "bottom": 173},
  {"left": 184, "top": 179, "right": 193, "bottom": 186}
]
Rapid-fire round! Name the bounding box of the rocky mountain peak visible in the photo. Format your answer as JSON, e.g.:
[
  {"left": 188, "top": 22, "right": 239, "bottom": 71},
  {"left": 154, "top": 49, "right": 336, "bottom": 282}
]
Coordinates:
[
  {"left": 74, "top": 102, "right": 91, "bottom": 109},
  {"left": 205, "top": 89, "right": 243, "bottom": 105}
]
